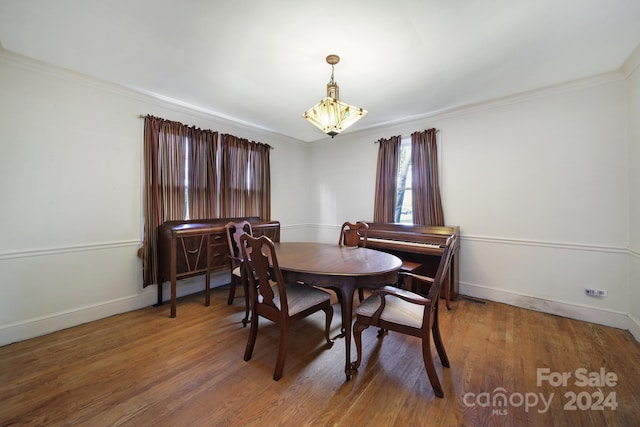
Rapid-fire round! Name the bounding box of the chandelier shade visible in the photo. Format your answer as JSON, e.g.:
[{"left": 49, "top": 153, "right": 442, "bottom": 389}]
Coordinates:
[{"left": 303, "top": 55, "right": 367, "bottom": 138}]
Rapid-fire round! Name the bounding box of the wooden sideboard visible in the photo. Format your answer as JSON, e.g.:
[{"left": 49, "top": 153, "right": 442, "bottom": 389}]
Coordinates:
[{"left": 157, "top": 217, "right": 280, "bottom": 317}]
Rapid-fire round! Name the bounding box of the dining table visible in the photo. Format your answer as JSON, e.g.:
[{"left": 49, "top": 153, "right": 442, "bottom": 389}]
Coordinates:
[{"left": 273, "top": 242, "right": 402, "bottom": 380}]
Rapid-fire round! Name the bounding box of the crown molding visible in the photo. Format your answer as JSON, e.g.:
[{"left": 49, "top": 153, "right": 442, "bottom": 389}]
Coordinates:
[
  {"left": 621, "top": 43, "right": 640, "bottom": 78},
  {"left": 0, "top": 48, "right": 302, "bottom": 145},
  {"left": 347, "top": 70, "right": 626, "bottom": 142}
]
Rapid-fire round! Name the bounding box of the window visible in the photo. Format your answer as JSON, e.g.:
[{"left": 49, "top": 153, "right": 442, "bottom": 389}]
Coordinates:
[
  {"left": 395, "top": 137, "right": 412, "bottom": 223},
  {"left": 142, "top": 115, "right": 271, "bottom": 287},
  {"left": 374, "top": 129, "right": 442, "bottom": 226}
]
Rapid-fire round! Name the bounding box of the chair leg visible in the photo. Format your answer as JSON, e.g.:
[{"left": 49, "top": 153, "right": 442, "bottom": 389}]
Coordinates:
[
  {"left": 445, "top": 276, "right": 452, "bottom": 310},
  {"left": 227, "top": 275, "right": 237, "bottom": 305},
  {"left": 241, "top": 275, "right": 250, "bottom": 327},
  {"left": 243, "top": 314, "right": 259, "bottom": 362},
  {"left": 352, "top": 320, "right": 369, "bottom": 370},
  {"left": 273, "top": 324, "right": 289, "bottom": 381},
  {"left": 327, "top": 287, "right": 346, "bottom": 337},
  {"left": 357, "top": 288, "right": 365, "bottom": 303},
  {"left": 432, "top": 304, "right": 450, "bottom": 368},
  {"left": 323, "top": 306, "right": 334, "bottom": 346},
  {"left": 421, "top": 326, "right": 444, "bottom": 398}
]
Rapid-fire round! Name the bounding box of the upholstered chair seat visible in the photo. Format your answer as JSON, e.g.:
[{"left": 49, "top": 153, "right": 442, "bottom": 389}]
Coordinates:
[{"left": 355, "top": 285, "right": 427, "bottom": 329}]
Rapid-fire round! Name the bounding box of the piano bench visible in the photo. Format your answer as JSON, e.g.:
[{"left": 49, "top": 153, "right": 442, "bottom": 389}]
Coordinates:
[{"left": 399, "top": 261, "right": 422, "bottom": 292}]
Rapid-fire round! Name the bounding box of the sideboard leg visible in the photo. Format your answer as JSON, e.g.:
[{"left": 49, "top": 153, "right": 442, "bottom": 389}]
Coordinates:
[{"left": 153, "top": 283, "right": 163, "bottom": 307}]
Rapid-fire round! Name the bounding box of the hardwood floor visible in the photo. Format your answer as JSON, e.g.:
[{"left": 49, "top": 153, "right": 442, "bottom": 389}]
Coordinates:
[{"left": 1, "top": 287, "right": 639, "bottom": 426}]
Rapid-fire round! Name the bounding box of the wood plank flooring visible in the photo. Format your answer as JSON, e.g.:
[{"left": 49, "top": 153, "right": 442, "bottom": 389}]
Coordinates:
[{"left": 1, "top": 287, "right": 639, "bottom": 426}]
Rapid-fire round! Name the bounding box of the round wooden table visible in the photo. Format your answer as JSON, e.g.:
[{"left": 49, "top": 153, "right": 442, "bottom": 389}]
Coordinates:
[{"left": 274, "top": 242, "right": 402, "bottom": 379}]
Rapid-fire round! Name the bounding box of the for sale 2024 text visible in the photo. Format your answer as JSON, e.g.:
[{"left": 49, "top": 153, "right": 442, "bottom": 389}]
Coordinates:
[{"left": 537, "top": 367, "right": 618, "bottom": 411}]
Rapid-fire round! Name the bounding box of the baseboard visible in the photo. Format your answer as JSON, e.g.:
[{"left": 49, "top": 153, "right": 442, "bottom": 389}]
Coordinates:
[
  {"left": 0, "top": 272, "right": 230, "bottom": 347},
  {"left": 459, "top": 281, "right": 631, "bottom": 332},
  {"left": 4, "top": 275, "right": 637, "bottom": 347},
  {"left": 0, "top": 290, "right": 157, "bottom": 347},
  {"left": 628, "top": 313, "right": 640, "bottom": 342}
]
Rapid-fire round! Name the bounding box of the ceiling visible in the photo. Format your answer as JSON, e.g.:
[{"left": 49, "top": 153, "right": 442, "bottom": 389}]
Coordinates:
[{"left": 1, "top": 0, "right": 640, "bottom": 142}]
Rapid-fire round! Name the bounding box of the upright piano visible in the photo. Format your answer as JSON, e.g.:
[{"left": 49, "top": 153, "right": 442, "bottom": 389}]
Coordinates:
[{"left": 364, "top": 223, "right": 460, "bottom": 307}]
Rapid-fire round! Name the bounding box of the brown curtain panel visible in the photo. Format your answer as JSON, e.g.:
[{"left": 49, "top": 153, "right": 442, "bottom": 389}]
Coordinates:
[
  {"left": 219, "top": 134, "right": 271, "bottom": 220},
  {"left": 411, "top": 128, "right": 444, "bottom": 226},
  {"left": 373, "top": 135, "right": 401, "bottom": 223},
  {"left": 141, "top": 115, "right": 218, "bottom": 287},
  {"left": 187, "top": 126, "right": 219, "bottom": 219}
]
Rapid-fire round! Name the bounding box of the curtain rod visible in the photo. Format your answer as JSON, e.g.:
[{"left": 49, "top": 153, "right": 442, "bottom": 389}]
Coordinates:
[
  {"left": 139, "top": 115, "right": 274, "bottom": 149},
  {"left": 374, "top": 129, "right": 440, "bottom": 143}
]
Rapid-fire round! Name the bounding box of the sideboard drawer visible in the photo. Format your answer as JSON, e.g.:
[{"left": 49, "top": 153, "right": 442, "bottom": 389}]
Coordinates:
[
  {"left": 175, "top": 234, "right": 207, "bottom": 276},
  {"left": 207, "top": 240, "right": 229, "bottom": 271}
]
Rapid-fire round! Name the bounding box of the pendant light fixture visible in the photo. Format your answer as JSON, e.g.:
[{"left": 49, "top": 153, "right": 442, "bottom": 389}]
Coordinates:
[{"left": 303, "top": 54, "right": 367, "bottom": 138}]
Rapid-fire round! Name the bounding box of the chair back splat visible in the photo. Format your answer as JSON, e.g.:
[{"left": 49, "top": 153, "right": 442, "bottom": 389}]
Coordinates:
[
  {"left": 352, "top": 234, "right": 458, "bottom": 398},
  {"left": 339, "top": 221, "right": 369, "bottom": 247},
  {"left": 226, "top": 220, "right": 253, "bottom": 263}
]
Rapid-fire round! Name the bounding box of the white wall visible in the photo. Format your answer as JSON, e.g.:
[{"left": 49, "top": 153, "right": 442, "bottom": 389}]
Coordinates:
[
  {"left": 307, "top": 73, "right": 634, "bottom": 332},
  {"left": 626, "top": 45, "right": 640, "bottom": 340},
  {"left": 0, "top": 50, "right": 309, "bottom": 346},
  {"left": 304, "top": 133, "right": 380, "bottom": 243}
]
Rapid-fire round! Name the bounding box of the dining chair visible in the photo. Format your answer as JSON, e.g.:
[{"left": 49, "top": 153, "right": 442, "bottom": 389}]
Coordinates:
[
  {"left": 352, "top": 234, "right": 457, "bottom": 398},
  {"left": 225, "top": 220, "right": 253, "bottom": 326},
  {"left": 338, "top": 221, "right": 369, "bottom": 303},
  {"left": 338, "top": 221, "right": 369, "bottom": 247},
  {"left": 240, "top": 234, "right": 334, "bottom": 381}
]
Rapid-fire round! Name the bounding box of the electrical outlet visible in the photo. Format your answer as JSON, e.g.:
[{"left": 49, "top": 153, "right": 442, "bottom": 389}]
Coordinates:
[{"left": 585, "top": 288, "right": 607, "bottom": 297}]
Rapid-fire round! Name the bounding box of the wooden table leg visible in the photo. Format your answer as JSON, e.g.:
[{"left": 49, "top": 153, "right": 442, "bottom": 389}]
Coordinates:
[{"left": 339, "top": 286, "right": 357, "bottom": 381}]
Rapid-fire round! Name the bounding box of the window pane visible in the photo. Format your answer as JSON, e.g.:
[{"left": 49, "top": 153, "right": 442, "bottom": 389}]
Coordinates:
[
  {"left": 399, "top": 189, "right": 412, "bottom": 223},
  {"left": 395, "top": 138, "right": 412, "bottom": 223},
  {"left": 184, "top": 138, "right": 190, "bottom": 220}
]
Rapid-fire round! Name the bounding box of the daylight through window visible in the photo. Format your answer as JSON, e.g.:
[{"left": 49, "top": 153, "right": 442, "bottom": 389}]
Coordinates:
[{"left": 395, "top": 137, "right": 412, "bottom": 223}]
